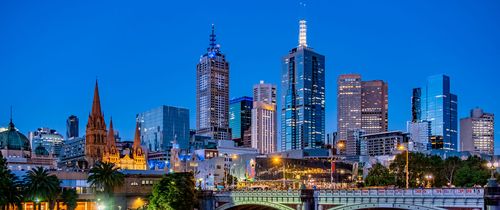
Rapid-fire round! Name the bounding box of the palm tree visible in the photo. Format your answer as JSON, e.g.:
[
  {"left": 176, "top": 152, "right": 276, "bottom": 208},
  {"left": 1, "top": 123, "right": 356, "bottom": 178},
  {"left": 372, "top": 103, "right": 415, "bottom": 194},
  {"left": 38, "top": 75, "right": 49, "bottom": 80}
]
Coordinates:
[
  {"left": 0, "top": 152, "right": 22, "bottom": 210},
  {"left": 87, "top": 162, "right": 124, "bottom": 207},
  {"left": 23, "top": 167, "right": 61, "bottom": 210},
  {"left": 60, "top": 188, "right": 78, "bottom": 210}
]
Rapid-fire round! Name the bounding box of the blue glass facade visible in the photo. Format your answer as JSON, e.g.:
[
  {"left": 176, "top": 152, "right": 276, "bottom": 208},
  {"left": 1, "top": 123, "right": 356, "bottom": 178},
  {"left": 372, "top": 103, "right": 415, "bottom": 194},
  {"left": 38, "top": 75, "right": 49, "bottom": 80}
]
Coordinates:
[
  {"left": 281, "top": 47, "right": 325, "bottom": 151},
  {"left": 419, "top": 75, "right": 458, "bottom": 150},
  {"left": 229, "top": 96, "right": 253, "bottom": 142},
  {"left": 138, "top": 105, "right": 190, "bottom": 152}
]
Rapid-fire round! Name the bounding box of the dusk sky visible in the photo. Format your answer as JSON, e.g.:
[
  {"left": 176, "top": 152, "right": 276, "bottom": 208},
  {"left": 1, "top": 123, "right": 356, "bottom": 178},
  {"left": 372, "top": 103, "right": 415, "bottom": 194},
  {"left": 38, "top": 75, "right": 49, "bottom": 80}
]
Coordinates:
[{"left": 1, "top": 1, "right": 499, "bottom": 153}]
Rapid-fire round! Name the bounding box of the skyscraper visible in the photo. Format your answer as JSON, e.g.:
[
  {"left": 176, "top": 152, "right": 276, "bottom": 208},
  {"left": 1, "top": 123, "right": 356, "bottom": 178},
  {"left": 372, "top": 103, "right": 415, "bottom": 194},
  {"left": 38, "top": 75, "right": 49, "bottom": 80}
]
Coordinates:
[
  {"left": 411, "top": 88, "right": 422, "bottom": 122},
  {"left": 138, "top": 105, "right": 190, "bottom": 152},
  {"left": 337, "top": 74, "right": 362, "bottom": 143},
  {"left": 416, "top": 74, "right": 458, "bottom": 150},
  {"left": 229, "top": 96, "right": 253, "bottom": 147},
  {"left": 460, "top": 108, "right": 494, "bottom": 155},
  {"left": 337, "top": 74, "right": 389, "bottom": 155},
  {"left": 196, "top": 25, "right": 231, "bottom": 140},
  {"left": 252, "top": 81, "right": 277, "bottom": 154},
  {"left": 85, "top": 81, "right": 107, "bottom": 167},
  {"left": 29, "top": 128, "right": 64, "bottom": 158},
  {"left": 361, "top": 80, "right": 388, "bottom": 134},
  {"left": 66, "top": 115, "right": 79, "bottom": 138},
  {"left": 281, "top": 20, "right": 325, "bottom": 151}
]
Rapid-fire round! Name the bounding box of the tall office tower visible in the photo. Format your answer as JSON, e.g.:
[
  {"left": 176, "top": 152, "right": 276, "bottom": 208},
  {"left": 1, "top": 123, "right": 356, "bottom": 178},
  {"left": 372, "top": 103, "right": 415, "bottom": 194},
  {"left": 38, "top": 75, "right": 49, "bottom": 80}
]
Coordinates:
[
  {"left": 196, "top": 25, "right": 231, "bottom": 140},
  {"left": 281, "top": 20, "right": 325, "bottom": 151},
  {"left": 460, "top": 108, "right": 495, "bottom": 155},
  {"left": 85, "top": 81, "right": 107, "bottom": 167},
  {"left": 337, "top": 74, "right": 389, "bottom": 155},
  {"left": 415, "top": 74, "right": 458, "bottom": 150},
  {"left": 229, "top": 97, "right": 253, "bottom": 147},
  {"left": 337, "top": 74, "right": 362, "bottom": 143},
  {"left": 252, "top": 81, "right": 277, "bottom": 154},
  {"left": 361, "top": 80, "right": 388, "bottom": 134},
  {"left": 66, "top": 115, "right": 79, "bottom": 138},
  {"left": 29, "top": 128, "right": 64, "bottom": 158},
  {"left": 138, "top": 105, "right": 190, "bottom": 152},
  {"left": 411, "top": 88, "right": 422, "bottom": 122}
]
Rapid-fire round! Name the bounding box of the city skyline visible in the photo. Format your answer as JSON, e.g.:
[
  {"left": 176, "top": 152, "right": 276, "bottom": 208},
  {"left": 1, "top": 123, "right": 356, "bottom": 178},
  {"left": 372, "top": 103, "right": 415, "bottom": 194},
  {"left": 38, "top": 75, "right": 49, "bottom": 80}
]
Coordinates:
[{"left": 1, "top": 0, "right": 499, "bottom": 153}]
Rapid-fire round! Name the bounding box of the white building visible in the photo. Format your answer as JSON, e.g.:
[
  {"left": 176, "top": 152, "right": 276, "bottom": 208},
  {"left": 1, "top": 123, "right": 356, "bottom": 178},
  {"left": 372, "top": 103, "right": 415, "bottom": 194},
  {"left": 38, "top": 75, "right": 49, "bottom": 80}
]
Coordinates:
[
  {"left": 251, "top": 81, "right": 277, "bottom": 154},
  {"left": 407, "top": 121, "right": 431, "bottom": 152},
  {"left": 460, "top": 108, "right": 495, "bottom": 155}
]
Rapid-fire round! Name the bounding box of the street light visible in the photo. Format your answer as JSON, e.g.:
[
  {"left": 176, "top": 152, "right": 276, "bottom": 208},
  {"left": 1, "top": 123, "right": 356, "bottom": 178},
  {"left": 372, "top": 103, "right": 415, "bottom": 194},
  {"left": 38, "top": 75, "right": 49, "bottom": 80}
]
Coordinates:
[
  {"left": 425, "top": 174, "right": 433, "bottom": 188},
  {"left": 398, "top": 144, "right": 409, "bottom": 189},
  {"left": 486, "top": 161, "right": 499, "bottom": 178},
  {"left": 273, "top": 156, "right": 286, "bottom": 189}
]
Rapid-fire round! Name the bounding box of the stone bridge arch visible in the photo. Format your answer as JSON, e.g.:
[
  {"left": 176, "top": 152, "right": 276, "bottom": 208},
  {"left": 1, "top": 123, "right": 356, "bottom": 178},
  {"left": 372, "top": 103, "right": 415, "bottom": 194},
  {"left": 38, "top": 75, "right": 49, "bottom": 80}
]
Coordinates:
[
  {"left": 327, "top": 203, "right": 447, "bottom": 210},
  {"left": 216, "top": 201, "right": 295, "bottom": 210}
]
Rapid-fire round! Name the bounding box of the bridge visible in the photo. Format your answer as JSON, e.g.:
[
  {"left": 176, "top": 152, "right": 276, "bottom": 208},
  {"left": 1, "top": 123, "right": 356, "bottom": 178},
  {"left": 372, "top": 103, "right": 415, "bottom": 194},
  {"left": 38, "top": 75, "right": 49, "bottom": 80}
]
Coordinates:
[{"left": 199, "top": 188, "right": 486, "bottom": 210}]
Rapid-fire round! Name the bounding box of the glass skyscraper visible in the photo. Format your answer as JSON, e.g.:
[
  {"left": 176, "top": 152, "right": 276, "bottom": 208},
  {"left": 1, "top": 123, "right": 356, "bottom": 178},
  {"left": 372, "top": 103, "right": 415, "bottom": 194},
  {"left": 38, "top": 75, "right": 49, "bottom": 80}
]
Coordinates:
[
  {"left": 66, "top": 115, "right": 79, "bottom": 138},
  {"left": 281, "top": 20, "right": 325, "bottom": 151},
  {"left": 138, "top": 105, "right": 190, "bottom": 152},
  {"left": 229, "top": 96, "right": 253, "bottom": 147},
  {"left": 417, "top": 74, "right": 458, "bottom": 150}
]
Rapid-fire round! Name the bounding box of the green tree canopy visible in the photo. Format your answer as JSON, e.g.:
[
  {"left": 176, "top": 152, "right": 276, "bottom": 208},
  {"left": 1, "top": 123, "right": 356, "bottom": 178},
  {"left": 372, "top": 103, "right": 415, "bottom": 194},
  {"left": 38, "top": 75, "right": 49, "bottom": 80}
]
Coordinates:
[
  {"left": 365, "top": 163, "right": 395, "bottom": 187},
  {"left": 61, "top": 188, "right": 78, "bottom": 210},
  {"left": 23, "top": 167, "right": 61, "bottom": 210},
  {"left": 0, "top": 152, "right": 22, "bottom": 209},
  {"left": 148, "top": 172, "right": 196, "bottom": 210}
]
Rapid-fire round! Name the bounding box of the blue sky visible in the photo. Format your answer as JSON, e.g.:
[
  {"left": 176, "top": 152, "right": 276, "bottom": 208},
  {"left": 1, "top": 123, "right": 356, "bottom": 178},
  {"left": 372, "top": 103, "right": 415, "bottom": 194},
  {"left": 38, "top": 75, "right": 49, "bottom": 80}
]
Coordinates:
[{"left": 1, "top": 0, "right": 499, "bottom": 153}]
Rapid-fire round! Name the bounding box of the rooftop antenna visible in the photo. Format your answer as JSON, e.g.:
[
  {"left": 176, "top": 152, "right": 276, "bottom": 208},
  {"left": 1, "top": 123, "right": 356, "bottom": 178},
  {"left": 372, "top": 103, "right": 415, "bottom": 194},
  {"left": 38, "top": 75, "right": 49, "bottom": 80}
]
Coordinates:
[
  {"left": 298, "top": 1, "right": 308, "bottom": 48},
  {"left": 10, "top": 105, "right": 12, "bottom": 123}
]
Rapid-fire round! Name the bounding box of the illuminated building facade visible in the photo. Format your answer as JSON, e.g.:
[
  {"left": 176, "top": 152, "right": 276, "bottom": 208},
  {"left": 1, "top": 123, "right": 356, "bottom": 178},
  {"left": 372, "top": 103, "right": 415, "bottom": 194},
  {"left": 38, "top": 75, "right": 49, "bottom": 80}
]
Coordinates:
[
  {"left": 460, "top": 108, "right": 494, "bottom": 155},
  {"left": 337, "top": 74, "right": 388, "bottom": 156},
  {"left": 138, "top": 105, "right": 190, "bottom": 153},
  {"left": 102, "top": 120, "right": 147, "bottom": 170},
  {"left": 251, "top": 81, "right": 277, "bottom": 154},
  {"left": 196, "top": 25, "right": 231, "bottom": 140},
  {"left": 85, "top": 81, "right": 108, "bottom": 167},
  {"left": 28, "top": 127, "right": 64, "bottom": 158},
  {"left": 281, "top": 20, "right": 325, "bottom": 151},
  {"left": 229, "top": 96, "right": 253, "bottom": 147},
  {"left": 415, "top": 74, "right": 458, "bottom": 150}
]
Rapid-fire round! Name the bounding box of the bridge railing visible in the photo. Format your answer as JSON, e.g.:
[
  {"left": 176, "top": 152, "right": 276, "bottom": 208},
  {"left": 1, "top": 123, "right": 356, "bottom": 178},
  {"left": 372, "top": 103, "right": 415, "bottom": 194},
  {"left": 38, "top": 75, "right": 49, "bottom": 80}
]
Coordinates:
[
  {"left": 317, "top": 188, "right": 484, "bottom": 197},
  {"left": 215, "top": 188, "right": 484, "bottom": 198}
]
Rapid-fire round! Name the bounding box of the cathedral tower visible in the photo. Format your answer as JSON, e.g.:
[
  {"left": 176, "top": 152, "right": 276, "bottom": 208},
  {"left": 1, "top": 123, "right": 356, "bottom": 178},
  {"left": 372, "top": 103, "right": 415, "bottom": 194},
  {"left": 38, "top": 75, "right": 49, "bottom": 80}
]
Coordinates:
[{"left": 85, "top": 81, "right": 107, "bottom": 167}]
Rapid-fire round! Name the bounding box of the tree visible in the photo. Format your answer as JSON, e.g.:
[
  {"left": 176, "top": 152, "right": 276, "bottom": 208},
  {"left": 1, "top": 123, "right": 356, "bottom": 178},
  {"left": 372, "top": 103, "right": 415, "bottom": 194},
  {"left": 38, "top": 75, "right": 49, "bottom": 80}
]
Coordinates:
[
  {"left": 87, "top": 162, "right": 124, "bottom": 207},
  {"left": 365, "top": 163, "right": 395, "bottom": 187},
  {"left": 0, "top": 152, "right": 23, "bottom": 210},
  {"left": 454, "top": 156, "right": 489, "bottom": 187},
  {"left": 23, "top": 167, "right": 61, "bottom": 210},
  {"left": 148, "top": 172, "right": 196, "bottom": 210},
  {"left": 60, "top": 188, "right": 78, "bottom": 210},
  {"left": 442, "top": 156, "right": 461, "bottom": 186}
]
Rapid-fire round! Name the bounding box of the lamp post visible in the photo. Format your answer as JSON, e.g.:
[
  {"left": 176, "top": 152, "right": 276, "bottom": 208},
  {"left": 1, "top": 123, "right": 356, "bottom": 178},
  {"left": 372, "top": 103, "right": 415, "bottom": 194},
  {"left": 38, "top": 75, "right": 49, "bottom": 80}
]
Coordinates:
[
  {"left": 487, "top": 161, "right": 499, "bottom": 179},
  {"left": 273, "top": 156, "right": 286, "bottom": 189},
  {"left": 425, "top": 174, "right": 433, "bottom": 188},
  {"left": 398, "top": 144, "right": 409, "bottom": 189}
]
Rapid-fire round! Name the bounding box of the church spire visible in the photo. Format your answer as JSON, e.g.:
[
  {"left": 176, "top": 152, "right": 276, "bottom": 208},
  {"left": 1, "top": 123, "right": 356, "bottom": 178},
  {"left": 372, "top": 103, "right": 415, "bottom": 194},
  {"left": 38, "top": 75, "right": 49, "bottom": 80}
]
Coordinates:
[
  {"left": 298, "top": 19, "right": 307, "bottom": 48},
  {"left": 133, "top": 120, "right": 141, "bottom": 150},
  {"left": 91, "top": 80, "right": 103, "bottom": 116},
  {"left": 107, "top": 117, "right": 116, "bottom": 148}
]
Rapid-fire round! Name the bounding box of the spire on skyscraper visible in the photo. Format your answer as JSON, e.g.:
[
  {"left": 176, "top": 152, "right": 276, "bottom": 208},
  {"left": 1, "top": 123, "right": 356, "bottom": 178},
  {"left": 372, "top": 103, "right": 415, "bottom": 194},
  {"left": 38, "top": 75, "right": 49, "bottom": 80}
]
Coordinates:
[
  {"left": 208, "top": 24, "right": 220, "bottom": 53},
  {"left": 298, "top": 20, "right": 307, "bottom": 48}
]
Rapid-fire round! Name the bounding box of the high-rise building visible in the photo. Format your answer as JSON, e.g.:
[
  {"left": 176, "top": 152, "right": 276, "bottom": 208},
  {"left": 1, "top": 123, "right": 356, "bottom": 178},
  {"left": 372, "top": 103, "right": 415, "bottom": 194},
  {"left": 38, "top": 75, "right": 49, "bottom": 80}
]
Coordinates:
[
  {"left": 281, "top": 20, "right": 325, "bottom": 151},
  {"left": 337, "top": 74, "right": 389, "bottom": 155},
  {"left": 411, "top": 88, "right": 422, "bottom": 122},
  {"left": 229, "top": 96, "right": 253, "bottom": 147},
  {"left": 407, "top": 121, "right": 431, "bottom": 152},
  {"left": 361, "top": 80, "right": 388, "bottom": 134},
  {"left": 29, "top": 128, "right": 64, "bottom": 158},
  {"left": 460, "top": 108, "right": 494, "bottom": 155},
  {"left": 66, "top": 115, "right": 79, "bottom": 138},
  {"left": 415, "top": 74, "right": 458, "bottom": 150},
  {"left": 196, "top": 25, "right": 231, "bottom": 140},
  {"left": 251, "top": 81, "right": 277, "bottom": 154},
  {"left": 138, "top": 105, "right": 190, "bottom": 153},
  {"left": 85, "top": 81, "right": 107, "bottom": 167}
]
